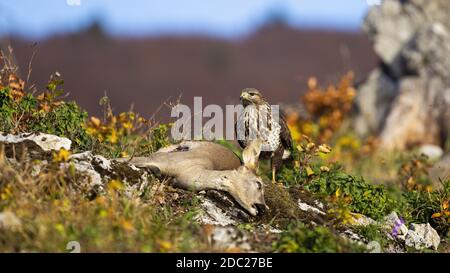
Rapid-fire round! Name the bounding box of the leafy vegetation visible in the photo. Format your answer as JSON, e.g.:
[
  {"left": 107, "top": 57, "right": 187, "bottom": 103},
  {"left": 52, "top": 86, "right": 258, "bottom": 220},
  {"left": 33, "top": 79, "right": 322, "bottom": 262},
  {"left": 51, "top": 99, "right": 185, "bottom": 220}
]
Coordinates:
[
  {"left": 0, "top": 51, "right": 448, "bottom": 252},
  {"left": 305, "top": 168, "right": 393, "bottom": 220},
  {"left": 273, "top": 222, "right": 365, "bottom": 253},
  {"left": 0, "top": 73, "right": 93, "bottom": 152},
  {"left": 404, "top": 181, "right": 449, "bottom": 235},
  {"left": 0, "top": 153, "right": 206, "bottom": 252}
]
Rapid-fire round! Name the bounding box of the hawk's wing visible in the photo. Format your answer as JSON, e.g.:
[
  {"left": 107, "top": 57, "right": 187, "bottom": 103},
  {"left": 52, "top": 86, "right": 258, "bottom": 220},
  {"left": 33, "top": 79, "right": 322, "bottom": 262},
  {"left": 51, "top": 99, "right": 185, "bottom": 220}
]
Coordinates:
[
  {"left": 279, "top": 113, "right": 293, "bottom": 151},
  {"left": 234, "top": 115, "right": 246, "bottom": 149}
]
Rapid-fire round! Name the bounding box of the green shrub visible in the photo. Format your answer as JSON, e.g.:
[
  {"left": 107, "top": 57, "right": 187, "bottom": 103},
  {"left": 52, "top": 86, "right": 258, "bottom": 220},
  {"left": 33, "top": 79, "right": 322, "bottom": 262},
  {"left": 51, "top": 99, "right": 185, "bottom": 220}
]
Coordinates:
[
  {"left": 30, "top": 102, "right": 92, "bottom": 151},
  {"left": 404, "top": 180, "right": 449, "bottom": 235},
  {"left": 355, "top": 224, "right": 389, "bottom": 251},
  {"left": 304, "top": 167, "right": 395, "bottom": 220},
  {"left": 0, "top": 86, "right": 93, "bottom": 152},
  {"left": 273, "top": 222, "right": 364, "bottom": 253}
]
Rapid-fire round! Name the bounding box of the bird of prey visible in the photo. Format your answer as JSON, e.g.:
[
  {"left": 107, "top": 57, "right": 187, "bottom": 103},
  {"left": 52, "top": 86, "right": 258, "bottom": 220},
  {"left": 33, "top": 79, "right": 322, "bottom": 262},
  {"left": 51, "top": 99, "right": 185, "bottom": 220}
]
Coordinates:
[{"left": 236, "top": 88, "right": 293, "bottom": 182}]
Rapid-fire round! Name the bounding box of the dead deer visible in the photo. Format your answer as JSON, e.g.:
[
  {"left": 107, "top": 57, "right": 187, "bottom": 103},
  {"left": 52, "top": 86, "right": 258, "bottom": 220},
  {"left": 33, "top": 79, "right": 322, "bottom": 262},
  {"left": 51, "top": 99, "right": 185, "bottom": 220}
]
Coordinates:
[{"left": 119, "top": 140, "right": 267, "bottom": 216}]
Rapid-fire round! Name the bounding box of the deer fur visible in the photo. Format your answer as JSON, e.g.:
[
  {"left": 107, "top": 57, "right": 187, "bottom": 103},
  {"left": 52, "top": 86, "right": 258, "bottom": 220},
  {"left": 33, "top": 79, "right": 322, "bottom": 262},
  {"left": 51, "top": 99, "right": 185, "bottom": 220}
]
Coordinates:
[{"left": 119, "top": 140, "right": 267, "bottom": 216}]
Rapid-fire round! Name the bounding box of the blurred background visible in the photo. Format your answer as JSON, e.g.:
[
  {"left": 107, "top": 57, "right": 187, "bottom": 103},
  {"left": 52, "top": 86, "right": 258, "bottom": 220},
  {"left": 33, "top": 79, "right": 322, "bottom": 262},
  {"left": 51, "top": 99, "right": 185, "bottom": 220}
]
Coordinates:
[{"left": 0, "top": 0, "right": 377, "bottom": 119}]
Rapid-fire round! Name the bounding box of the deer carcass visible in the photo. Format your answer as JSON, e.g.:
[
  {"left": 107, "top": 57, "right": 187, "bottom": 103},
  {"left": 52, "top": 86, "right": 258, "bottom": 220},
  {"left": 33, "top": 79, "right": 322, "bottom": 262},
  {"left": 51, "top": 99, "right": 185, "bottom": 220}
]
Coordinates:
[{"left": 119, "top": 140, "right": 267, "bottom": 216}]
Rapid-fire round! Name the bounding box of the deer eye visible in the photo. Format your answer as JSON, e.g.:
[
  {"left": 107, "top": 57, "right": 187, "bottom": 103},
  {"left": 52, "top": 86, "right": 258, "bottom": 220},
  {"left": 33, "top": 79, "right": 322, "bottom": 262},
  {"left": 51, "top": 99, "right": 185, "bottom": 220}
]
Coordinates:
[{"left": 256, "top": 181, "right": 263, "bottom": 190}]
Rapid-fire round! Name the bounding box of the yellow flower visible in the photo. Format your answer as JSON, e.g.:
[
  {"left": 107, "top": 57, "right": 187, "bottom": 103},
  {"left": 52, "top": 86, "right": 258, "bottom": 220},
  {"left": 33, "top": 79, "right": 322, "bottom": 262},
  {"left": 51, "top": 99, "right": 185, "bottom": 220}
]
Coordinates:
[
  {"left": 98, "top": 209, "right": 108, "bottom": 218},
  {"left": 120, "top": 219, "right": 134, "bottom": 232},
  {"left": 306, "top": 142, "right": 316, "bottom": 152},
  {"left": 320, "top": 166, "right": 330, "bottom": 172},
  {"left": 55, "top": 223, "right": 66, "bottom": 236},
  {"left": 53, "top": 148, "right": 71, "bottom": 162},
  {"left": 118, "top": 112, "right": 128, "bottom": 123},
  {"left": 90, "top": 116, "right": 101, "bottom": 127},
  {"left": 318, "top": 144, "right": 332, "bottom": 154},
  {"left": 335, "top": 188, "right": 341, "bottom": 198},
  {"left": 108, "top": 179, "right": 124, "bottom": 191},
  {"left": 108, "top": 129, "right": 118, "bottom": 144},
  {"left": 306, "top": 166, "right": 315, "bottom": 177},
  {"left": 122, "top": 121, "right": 133, "bottom": 130},
  {"left": 157, "top": 240, "right": 173, "bottom": 252},
  {"left": 138, "top": 116, "right": 147, "bottom": 124}
]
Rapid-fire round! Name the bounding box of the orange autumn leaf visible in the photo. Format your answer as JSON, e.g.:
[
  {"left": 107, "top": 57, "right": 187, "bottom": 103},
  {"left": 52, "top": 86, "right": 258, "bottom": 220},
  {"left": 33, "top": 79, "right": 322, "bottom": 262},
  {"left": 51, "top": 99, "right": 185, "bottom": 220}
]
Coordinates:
[{"left": 431, "top": 212, "right": 442, "bottom": 219}]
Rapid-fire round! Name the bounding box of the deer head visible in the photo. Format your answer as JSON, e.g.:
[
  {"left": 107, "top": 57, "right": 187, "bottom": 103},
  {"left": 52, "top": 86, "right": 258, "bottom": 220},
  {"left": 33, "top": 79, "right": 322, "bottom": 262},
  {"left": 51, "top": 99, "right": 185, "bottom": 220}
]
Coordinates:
[{"left": 222, "top": 139, "right": 268, "bottom": 216}]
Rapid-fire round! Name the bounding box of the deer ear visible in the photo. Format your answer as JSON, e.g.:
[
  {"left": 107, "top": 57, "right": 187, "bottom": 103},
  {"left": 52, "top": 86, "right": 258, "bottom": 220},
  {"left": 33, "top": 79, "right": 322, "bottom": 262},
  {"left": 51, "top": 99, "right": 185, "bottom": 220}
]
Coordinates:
[{"left": 242, "top": 139, "right": 262, "bottom": 172}]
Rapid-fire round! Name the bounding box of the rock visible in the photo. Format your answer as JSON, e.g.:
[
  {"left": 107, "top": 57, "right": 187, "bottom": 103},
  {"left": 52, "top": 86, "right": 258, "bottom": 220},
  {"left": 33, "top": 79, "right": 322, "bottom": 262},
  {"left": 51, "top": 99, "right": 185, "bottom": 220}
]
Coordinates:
[
  {"left": 340, "top": 229, "right": 365, "bottom": 244},
  {"left": 363, "top": 0, "right": 418, "bottom": 77},
  {"left": 298, "top": 198, "right": 326, "bottom": 215},
  {"left": 61, "top": 158, "right": 104, "bottom": 197},
  {"left": 67, "top": 151, "right": 151, "bottom": 198},
  {"left": 429, "top": 153, "right": 450, "bottom": 189},
  {"left": 405, "top": 223, "right": 440, "bottom": 250},
  {"left": 354, "top": 68, "right": 398, "bottom": 136},
  {"left": 354, "top": 0, "right": 450, "bottom": 149},
  {"left": 402, "top": 23, "right": 450, "bottom": 83},
  {"left": 210, "top": 226, "right": 252, "bottom": 252},
  {"left": 196, "top": 197, "right": 237, "bottom": 226},
  {"left": 349, "top": 213, "right": 376, "bottom": 227},
  {"left": 378, "top": 77, "right": 445, "bottom": 150},
  {"left": 418, "top": 144, "right": 444, "bottom": 161},
  {"left": 0, "top": 211, "right": 22, "bottom": 231},
  {"left": 0, "top": 132, "right": 71, "bottom": 158},
  {"left": 379, "top": 211, "right": 440, "bottom": 251},
  {"left": 381, "top": 211, "right": 408, "bottom": 240}
]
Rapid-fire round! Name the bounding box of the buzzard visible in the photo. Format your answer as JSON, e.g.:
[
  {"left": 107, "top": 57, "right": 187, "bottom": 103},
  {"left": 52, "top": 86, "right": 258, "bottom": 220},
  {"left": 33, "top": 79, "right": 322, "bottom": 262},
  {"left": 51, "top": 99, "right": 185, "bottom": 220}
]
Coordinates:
[{"left": 236, "top": 88, "right": 293, "bottom": 182}]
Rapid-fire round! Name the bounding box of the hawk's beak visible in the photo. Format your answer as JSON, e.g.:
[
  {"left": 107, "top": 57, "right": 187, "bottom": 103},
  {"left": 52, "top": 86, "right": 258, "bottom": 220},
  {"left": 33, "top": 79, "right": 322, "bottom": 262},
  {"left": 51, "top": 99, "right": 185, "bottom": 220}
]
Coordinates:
[{"left": 240, "top": 92, "right": 250, "bottom": 102}]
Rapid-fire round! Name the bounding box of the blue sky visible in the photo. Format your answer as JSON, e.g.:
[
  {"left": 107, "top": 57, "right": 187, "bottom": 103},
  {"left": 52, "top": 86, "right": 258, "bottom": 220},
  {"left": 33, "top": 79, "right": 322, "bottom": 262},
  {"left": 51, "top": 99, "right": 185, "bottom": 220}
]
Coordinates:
[{"left": 0, "top": 0, "right": 373, "bottom": 39}]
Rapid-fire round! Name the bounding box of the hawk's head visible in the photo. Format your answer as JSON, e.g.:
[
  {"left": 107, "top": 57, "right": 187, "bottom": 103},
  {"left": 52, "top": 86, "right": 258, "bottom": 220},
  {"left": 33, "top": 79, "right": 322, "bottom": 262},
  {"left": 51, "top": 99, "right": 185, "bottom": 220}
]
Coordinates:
[{"left": 240, "top": 88, "right": 264, "bottom": 106}]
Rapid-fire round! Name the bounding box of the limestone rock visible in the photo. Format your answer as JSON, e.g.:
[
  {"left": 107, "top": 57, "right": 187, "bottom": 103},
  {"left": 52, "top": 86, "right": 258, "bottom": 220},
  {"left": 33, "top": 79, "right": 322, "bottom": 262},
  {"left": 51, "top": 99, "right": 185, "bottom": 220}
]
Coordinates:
[
  {"left": 196, "top": 197, "right": 237, "bottom": 226},
  {"left": 381, "top": 211, "right": 408, "bottom": 240},
  {"left": 298, "top": 198, "right": 326, "bottom": 215},
  {"left": 0, "top": 132, "right": 71, "bottom": 158},
  {"left": 405, "top": 223, "right": 440, "bottom": 250},
  {"left": 355, "top": 0, "right": 450, "bottom": 149},
  {"left": 418, "top": 145, "right": 444, "bottom": 161},
  {"left": 354, "top": 68, "right": 397, "bottom": 135},
  {"left": 349, "top": 213, "right": 376, "bottom": 227},
  {"left": 429, "top": 153, "right": 450, "bottom": 188},
  {"left": 210, "top": 226, "right": 252, "bottom": 251},
  {"left": 378, "top": 77, "right": 444, "bottom": 150}
]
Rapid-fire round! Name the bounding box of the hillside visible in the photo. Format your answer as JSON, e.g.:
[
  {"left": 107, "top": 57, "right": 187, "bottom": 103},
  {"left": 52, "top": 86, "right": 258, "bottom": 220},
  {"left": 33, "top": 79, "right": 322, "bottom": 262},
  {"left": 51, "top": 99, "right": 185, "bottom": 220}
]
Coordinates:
[{"left": 8, "top": 23, "right": 376, "bottom": 119}]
